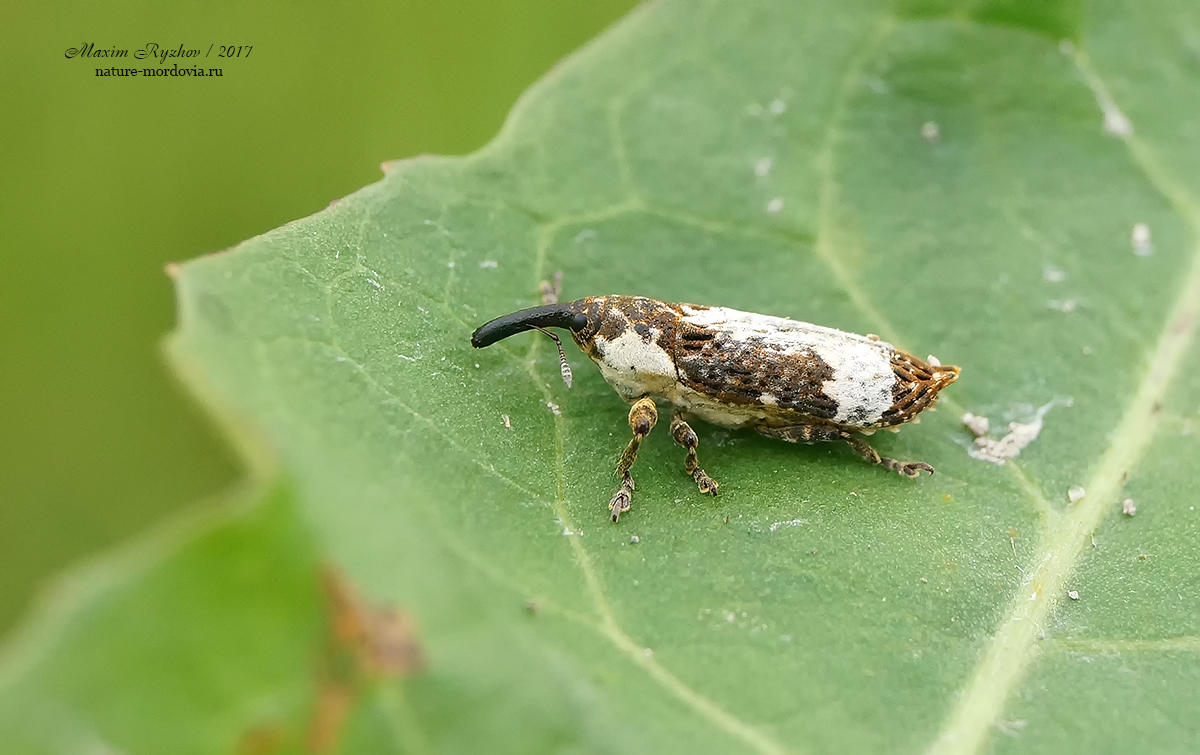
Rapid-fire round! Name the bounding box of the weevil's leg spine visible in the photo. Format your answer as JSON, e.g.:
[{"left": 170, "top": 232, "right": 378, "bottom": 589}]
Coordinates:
[
  {"left": 669, "top": 410, "right": 719, "bottom": 496},
  {"left": 610, "top": 397, "right": 658, "bottom": 522}
]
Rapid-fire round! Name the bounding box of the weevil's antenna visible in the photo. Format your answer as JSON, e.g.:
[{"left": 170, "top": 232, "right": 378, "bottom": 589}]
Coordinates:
[{"left": 533, "top": 326, "right": 572, "bottom": 388}]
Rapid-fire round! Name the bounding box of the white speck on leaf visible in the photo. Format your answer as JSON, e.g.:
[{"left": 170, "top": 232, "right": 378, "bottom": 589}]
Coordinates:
[
  {"left": 546, "top": 401, "right": 561, "bottom": 416},
  {"left": 1132, "top": 223, "right": 1154, "bottom": 256},
  {"left": 766, "top": 198, "right": 784, "bottom": 214},
  {"left": 921, "top": 121, "right": 940, "bottom": 142},
  {"left": 502, "top": 414, "right": 511, "bottom": 429},
  {"left": 769, "top": 98, "right": 786, "bottom": 115},
  {"left": 1044, "top": 266, "right": 1067, "bottom": 283},
  {"left": 479, "top": 260, "right": 498, "bottom": 268},
  {"left": 769, "top": 519, "right": 808, "bottom": 532},
  {"left": 967, "top": 398, "right": 1072, "bottom": 464},
  {"left": 1068, "top": 485, "right": 1087, "bottom": 503},
  {"left": 1068, "top": 590, "right": 1080, "bottom": 600},
  {"left": 629, "top": 535, "right": 639, "bottom": 544},
  {"left": 962, "top": 413, "right": 990, "bottom": 438},
  {"left": 396, "top": 354, "right": 418, "bottom": 362},
  {"left": 1103, "top": 105, "right": 1133, "bottom": 138},
  {"left": 367, "top": 278, "right": 383, "bottom": 290},
  {"left": 754, "top": 157, "right": 773, "bottom": 177},
  {"left": 1122, "top": 498, "right": 1137, "bottom": 516},
  {"left": 1047, "top": 299, "right": 1077, "bottom": 313},
  {"left": 573, "top": 229, "right": 597, "bottom": 244}
]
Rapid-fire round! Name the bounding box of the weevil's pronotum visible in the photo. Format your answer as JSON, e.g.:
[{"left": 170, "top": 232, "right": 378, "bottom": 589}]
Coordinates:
[{"left": 471, "top": 296, "right": 960, "bottom": 522}]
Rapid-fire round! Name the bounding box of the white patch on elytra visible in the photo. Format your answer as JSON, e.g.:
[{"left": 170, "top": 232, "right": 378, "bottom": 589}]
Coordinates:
[{"left": 680, "top": 306, "right": 895, "bottom": 426}]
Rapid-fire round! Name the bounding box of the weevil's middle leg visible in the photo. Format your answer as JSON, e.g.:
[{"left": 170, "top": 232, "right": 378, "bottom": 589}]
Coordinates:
[
  {"left": 670, "top": 410, "right": 719, "bottom": 495},
  {"left": 610, "top": 397, "right": 658, "bottom": 522},
  {"left": 757, "top": 423, "right": 934, "bottom": 477}
]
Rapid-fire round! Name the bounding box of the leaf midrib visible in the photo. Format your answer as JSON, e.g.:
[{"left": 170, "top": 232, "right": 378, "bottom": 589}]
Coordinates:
[{"left": 926, "top": 48, "right": 1200, "bottom": 755}]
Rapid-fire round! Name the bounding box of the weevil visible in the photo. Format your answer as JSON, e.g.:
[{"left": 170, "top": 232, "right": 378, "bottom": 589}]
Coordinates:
[{"left": 471, "top": 295, "right": 960, "bottom": 522}]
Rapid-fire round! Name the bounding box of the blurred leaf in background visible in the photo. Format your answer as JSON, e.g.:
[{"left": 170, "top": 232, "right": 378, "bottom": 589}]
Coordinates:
[
  {"left": 4, "top": 0, "right": 1200, "bottom": 753},
  {"left": 0, "top": 0, "right": 637, "bottom": 633}
]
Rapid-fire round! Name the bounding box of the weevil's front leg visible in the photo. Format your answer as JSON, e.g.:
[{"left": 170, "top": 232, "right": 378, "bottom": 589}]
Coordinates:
[
  {"left": 610, "top": 397, "right": 658, "bottom": 522},
  {"left": 757, "top": 423, "right": 934, "bottom": 477},
  {"left": 669, "top": 410, "right": 719, "bottom": 495}
]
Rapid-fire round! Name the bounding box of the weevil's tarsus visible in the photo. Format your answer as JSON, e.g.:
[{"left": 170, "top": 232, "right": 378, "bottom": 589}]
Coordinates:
[
  {"left": 539, "top": 271, "right": 564, "bottom": 305},
  {"left": 757, "top": 423, "right": 935, "bottom": 477},
  {"left": 670, "top": 410, "right": 719, "bottom": 495},
  {"left": 611, "top": 397, "right": 658, "bottom": 522},
  {"left": 532, "top": 326, "right": 573, "bottom": 388}
]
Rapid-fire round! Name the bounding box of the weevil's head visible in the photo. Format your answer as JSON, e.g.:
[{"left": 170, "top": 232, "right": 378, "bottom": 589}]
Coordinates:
[{"left": 470, "top": 299, "right": 598, "bottom": 349}]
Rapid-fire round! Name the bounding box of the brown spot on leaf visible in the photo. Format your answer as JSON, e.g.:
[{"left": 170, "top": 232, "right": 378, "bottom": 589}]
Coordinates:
[
  {"left": 308, "top": 566, "right": 425, "bottom": 752},
  {"left": 308, "top": 683, "right": 354, "bottom": 754},
  {"left": 323, "top": 566, "right": 424, "bottom": 679},
  {"left": 237, "top": 723, "right": 288, "bottom": 755}
]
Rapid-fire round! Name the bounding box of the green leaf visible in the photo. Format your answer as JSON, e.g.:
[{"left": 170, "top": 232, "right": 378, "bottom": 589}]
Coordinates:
[{"left": 5, "top": 0, "right": 1200, "bottom": 752}]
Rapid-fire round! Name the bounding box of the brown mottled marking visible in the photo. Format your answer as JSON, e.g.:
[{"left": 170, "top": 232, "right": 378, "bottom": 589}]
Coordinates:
[{"left": 676, "top": 322, "right": 839, "bottom": 418}]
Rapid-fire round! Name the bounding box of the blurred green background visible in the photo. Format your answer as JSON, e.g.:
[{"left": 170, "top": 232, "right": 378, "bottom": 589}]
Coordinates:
[{"left": 0, "top": 0, "right": 638, "bottom": 635}]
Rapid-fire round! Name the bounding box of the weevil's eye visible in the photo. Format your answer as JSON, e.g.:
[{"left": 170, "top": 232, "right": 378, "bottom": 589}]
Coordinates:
[{"left": 571, "top": 313, "right": 589, "bottom": 331}]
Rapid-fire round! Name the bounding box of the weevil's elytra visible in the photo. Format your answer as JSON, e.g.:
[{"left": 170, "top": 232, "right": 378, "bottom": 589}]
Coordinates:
[{"left": 471, "top": 295, "right": 960, "bottom": 522}]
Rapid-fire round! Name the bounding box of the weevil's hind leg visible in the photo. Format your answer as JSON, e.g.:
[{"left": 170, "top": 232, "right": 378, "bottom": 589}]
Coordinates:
[
  {"left": 670, "top": 410, "right": 719, "bottom": 496},
  {"left": 841, "top": 434, "right": 934, "bottom": 477},
  {"left": 756, "top": 423, "right": 934, "bottom": 478},
  {"left": 610, "top": 397, "right": 658, "bottom": 522}
]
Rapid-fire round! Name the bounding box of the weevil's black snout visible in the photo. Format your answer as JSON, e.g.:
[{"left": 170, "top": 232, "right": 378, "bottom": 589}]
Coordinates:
[{"left": 471, "top": 303, "right": 590, "bottom": 348}]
